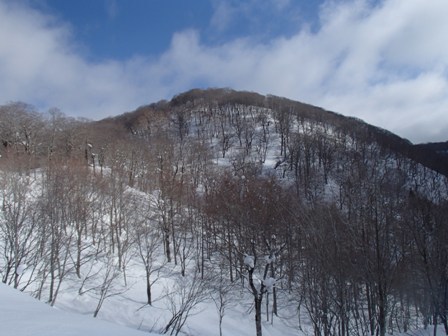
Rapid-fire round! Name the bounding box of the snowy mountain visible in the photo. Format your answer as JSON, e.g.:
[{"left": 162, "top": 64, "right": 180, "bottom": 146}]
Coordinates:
[{"left": 1, "top": 88, "right": 448, "bottom": 336}]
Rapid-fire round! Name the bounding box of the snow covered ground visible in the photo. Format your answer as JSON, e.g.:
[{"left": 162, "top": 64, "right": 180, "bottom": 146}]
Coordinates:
[
  {"left": 0, "top": 280, "right": 440, "bottom": 336},
  {"left": 50, "top": 261, "right": 302, "bottom": 336},
  {"left": 0, "top": 278, "right": 300, "bottom": 336},
  {"left": 0, "top": 283, "right": 154, "bottom": 336}
]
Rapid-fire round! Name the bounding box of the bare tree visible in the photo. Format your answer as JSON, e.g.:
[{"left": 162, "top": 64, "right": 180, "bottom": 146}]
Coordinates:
[
  {"left": 210, "top": 263, "right": 235, "bottom": 336},
  {"left": 0, "top": 170, "right": 38, "bottom": 288},
  {"left": 162, "top": 270, "right": 211, "bottom": 336},
  {"left": 93, "top": 252, "right": 125, "bottom": 318},
  {"left": 133, "top": 211, "right": 166, "bottom": 305}
]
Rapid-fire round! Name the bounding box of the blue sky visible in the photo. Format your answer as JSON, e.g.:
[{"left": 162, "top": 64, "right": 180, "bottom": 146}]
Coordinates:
[
  {"left": 0, "top": 0, "right": 447, "bottom": 143},
  {"left": 34, "top": 0, "right": 215, "bottom": 60},
  {"left": 34, "top": 0, "right": 320, "bottom": 60}
]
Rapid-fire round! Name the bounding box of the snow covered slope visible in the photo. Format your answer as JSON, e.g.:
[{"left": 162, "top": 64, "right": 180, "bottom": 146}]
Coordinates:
[{"left": 0, "top": 283, "right": 153, "bottom": 336}]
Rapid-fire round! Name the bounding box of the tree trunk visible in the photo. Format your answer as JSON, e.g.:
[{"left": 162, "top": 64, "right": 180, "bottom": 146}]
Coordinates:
[
  {"left": 248, "top": 266, "right": 264, "bottom": 336},
  {"left": 378, "top": 286, "right": 387, "bottom": 336},
  {"left": 146, "top": 268, "right": 152, "bottom": 305},
  {"left": 255, "top": 297, "right": 262, "bottom": 336}
]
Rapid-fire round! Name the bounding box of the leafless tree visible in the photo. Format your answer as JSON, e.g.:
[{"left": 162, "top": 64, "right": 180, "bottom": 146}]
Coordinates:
[
  {"left": 93, "top": 252, "right": 125, "bottom": 318},
  {"left": 162, "top": 270, "right": 211, "bottom": 336},
  {"left": 0, "top": 170, "right": 38, "bottom": 288}
]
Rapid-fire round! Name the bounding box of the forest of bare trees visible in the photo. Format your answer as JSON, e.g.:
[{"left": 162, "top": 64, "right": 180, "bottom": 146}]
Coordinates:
[{"left": 1, "top": 89, "right": 448, "bottom": 336}]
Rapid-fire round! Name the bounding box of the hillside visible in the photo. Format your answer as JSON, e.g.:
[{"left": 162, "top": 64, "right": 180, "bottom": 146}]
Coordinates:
[
  {"left": 1, "top": 88, "right": 448, "bottom": 336},
  {"left": 414, "top": 141, "right": 448, "bottom": 157},
  {"left": 100, "top": 88, "right": 448, "bottom": 177}
]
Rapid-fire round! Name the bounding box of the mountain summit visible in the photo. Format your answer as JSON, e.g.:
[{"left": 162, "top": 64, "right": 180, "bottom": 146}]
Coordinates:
[{"left": 1, "top": 88, "right": 448, "bottom": 336}]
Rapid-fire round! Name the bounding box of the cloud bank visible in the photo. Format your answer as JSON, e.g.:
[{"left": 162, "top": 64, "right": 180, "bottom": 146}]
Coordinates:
[{"left": 0, "top": 0, "right": 447, "bottom": 143}]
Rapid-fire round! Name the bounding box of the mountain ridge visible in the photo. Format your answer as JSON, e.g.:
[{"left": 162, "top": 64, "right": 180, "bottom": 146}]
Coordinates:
[
  {"left": 95, "top": 88, "right": 448, "bottom": 177},
  {"left": 1, "top": 87, "right": 448, "bottom": 336}
]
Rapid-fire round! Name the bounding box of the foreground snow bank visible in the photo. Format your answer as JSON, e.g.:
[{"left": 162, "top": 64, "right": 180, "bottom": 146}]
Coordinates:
[{"left": 0, "top": 284, "right": 153, "bottom": 336}]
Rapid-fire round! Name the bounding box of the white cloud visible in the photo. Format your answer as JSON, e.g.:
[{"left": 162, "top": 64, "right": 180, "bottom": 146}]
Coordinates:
[
  {"left": 0, "top": 0, "right": 447, "bottom": 143},
  {"left": 0, "top": 1, "right": 163, "bottom": 118},
  {"left": 105, "top": 0, "right": 118, "bottom": 20},
  {"left": 158, "top": 0, "right": 448, "bottom": 143},
  {"left": 210, "top": 1, "right": 234, "bottom": 32}
]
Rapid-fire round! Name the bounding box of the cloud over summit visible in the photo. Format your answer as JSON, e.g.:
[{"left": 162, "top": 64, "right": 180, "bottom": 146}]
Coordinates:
[{"left": 0, "top": 0, "right": 447, "bottom": 143}]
